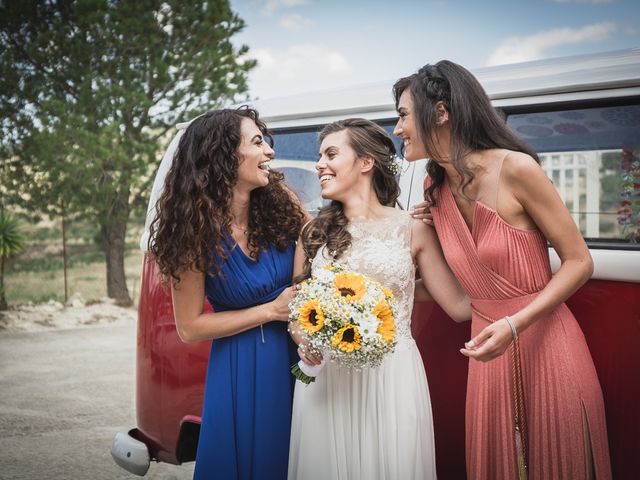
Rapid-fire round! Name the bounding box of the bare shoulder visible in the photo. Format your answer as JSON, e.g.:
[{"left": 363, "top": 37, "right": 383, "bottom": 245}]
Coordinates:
[
  {"left": 301, "top": 218, "right": 314, "bottom": 233},
  {"left": 502, "top": 150, "right": 543, "bottom": 177},
  {"left": 501, "top": 150, "right": 552, "bottom": 198},
  {"left": 378, "top": 206, "right": 411, "bottom": 225},
  {"left": 410, "top": 216, "right": 438, "bottom": 249}
]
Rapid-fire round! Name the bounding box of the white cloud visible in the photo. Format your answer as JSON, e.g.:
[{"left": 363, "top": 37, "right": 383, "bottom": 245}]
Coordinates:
[
  {"left": 246, "top": 44, "right": 352, "bottom": 97},
  {"left": 262, "top": 0, "right": 310, "bottom": 16},
  {"left": 251, "top": 44, "right": 351, "bottom": 79},
  {"left": 552, "top": 0, "right": 614, "bottom": 4},
  {"left": 250, "top": 48, "right": 277, "bottom": 69},
  {"left": 487, "top": 21, "right": 617, "bottom": 66},
  {"left": 279, "top": 13, "right": 313, "bottom": 31}
]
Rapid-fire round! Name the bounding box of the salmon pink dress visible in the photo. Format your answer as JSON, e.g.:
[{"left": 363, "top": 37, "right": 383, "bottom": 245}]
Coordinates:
[{"left": 428, "top": 177, "right": 612, "bottom": 479}]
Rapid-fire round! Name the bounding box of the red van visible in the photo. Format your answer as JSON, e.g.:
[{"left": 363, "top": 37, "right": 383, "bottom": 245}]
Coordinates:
[{"left": 112, "top": 49, "right": 640, "bottom": 478}]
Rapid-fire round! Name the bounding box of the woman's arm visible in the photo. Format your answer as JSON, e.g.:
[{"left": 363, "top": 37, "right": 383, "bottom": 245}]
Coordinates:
[
  {"left": 462, "top": 152, "right": 593, "bottom": 361},
  {"left": 292, "top": 234, "right": 308, "bottom": 281},
  {"left": 288, "top": 239, "right": 307, "bottom": 346},
  {"left": 412, "top": 219, "right": 471, "bottom": 322},
  {"left": 172, "top": 267, "right": 295, "bottom": 343},
  {"left": 414, "top": 279, "right": 434, "bottom": 302},
  {"left": 289, "top": 236, "right": 323, "bottom": 365}
]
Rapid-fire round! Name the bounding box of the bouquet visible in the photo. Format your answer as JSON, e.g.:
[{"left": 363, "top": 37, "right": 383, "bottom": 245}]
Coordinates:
[{"left": 288, "top": 263, "right": 398, "bottom": 384}]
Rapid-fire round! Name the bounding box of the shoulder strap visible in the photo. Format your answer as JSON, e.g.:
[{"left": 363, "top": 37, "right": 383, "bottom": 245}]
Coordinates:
[{"left": 493, "top": 150, "right": 510, "bottom": 212}]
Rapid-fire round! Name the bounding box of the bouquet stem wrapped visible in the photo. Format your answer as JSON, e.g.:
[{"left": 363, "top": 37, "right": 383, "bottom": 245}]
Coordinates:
[{"left": 291, "top": 357, "right": 327, "bottom": 385}]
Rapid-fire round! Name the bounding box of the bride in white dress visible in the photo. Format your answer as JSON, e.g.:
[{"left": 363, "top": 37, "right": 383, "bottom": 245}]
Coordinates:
[{"left": 288, "top": 119, "right": 470, "bottom": 480}]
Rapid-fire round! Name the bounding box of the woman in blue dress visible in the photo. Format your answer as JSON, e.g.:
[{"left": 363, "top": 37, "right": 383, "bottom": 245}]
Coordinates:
[{"left": 149, "top": 107, "right": 307, "bottom": 479}]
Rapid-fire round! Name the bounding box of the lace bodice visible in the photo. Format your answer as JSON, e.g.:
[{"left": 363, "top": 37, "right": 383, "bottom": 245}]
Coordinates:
[{"left": 311, "top": 210, "right": 416, "bottom": 341}]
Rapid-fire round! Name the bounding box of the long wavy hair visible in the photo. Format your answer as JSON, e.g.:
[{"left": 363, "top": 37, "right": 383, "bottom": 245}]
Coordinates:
[
  {"left": 149, "top": 106, "right": 305, "bottom": 282},
  {"left": 298, "top": 118, "right": 400, "bottom": 281},
  {"left": 393, "top": 60, "right": 538, "bottom": 206}
]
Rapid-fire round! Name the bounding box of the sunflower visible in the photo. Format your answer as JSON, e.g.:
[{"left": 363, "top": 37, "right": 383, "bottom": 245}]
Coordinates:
[
  {"left": 382, "top": 287, "right": 394, "bottom": 299},
  {"left": 297, "top": 299, "right": 325, "bottom": 333},
  {"left": 373, "top": 300, "right": 395, "bottom": 342},
  {"left": 331, "top": 324, "right": 362, "bottom": 352},
  {"left": 334, "top": 273, "right": 367, "bottom": 302}
]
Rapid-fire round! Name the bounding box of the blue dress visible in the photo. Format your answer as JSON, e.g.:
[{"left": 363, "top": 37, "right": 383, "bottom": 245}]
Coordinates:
[{"left": 194, "top": 241, "right": 298, "bottom": 480}]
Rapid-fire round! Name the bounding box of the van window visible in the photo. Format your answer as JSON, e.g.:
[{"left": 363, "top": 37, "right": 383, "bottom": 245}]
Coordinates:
[
  {"left": 271, "top": 128, "right": 322, "bottom": 213},
  {"left": 272, "top": 128, "right": 321, "bottom": 162},
  {"left": 507, "top": 103, "right": 640, "bottom": 245},
  {"left": 270, "top": 106, "right": 640, "bottom": 247}
]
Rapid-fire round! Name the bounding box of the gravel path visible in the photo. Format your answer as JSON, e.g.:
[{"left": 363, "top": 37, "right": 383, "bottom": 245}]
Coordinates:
[{"left": 0, "top": 318, "right": 195, "bottom": 479}]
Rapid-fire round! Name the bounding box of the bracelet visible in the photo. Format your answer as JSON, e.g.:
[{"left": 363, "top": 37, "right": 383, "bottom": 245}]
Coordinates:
[{"left": 504, "top": 315, "right": 518, "bottom": 341}]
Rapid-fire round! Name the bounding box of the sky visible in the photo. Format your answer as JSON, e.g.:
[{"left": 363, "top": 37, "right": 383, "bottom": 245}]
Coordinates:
[{"left": 229, "top": 0, "right": 640, "bottom": 100}]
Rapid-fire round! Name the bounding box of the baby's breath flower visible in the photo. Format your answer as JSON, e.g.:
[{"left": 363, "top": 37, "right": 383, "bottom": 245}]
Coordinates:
[{"left": 386, "top": 154, "right": 402, "bottom": 176}]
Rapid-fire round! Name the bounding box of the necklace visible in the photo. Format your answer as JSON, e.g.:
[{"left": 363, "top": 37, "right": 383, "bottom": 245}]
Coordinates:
[
  {"left": 230, "top": 223, "right": 249, "bottom": 235},
  {"left": 231, "top": 223, "right": 249, "bottom": 235}
]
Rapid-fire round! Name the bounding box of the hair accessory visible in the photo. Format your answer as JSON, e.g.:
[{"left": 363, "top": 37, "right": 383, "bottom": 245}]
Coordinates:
[{"left": 386, "top": 154, "right": 402, "bottom": 176}]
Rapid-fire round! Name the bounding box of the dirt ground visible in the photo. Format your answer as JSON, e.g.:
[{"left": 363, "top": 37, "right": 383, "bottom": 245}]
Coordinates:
[
  {"left": 0, "top": 297, "right": 136, "bottom": 333},
  {"left": 0, "top": 302, "right": 195, "bottom": 480}
]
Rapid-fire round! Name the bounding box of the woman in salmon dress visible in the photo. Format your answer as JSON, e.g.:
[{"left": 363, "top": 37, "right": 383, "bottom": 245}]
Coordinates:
[{"left": 393, "top": 61, "right": 612, "bottom": 479}]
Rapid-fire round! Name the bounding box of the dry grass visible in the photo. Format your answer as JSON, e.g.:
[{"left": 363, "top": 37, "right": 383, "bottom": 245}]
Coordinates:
[{"left": 5, "top": 248, "right": 145, "bottom": 307}]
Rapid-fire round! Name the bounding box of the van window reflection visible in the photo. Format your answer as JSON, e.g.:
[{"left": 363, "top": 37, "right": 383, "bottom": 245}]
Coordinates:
[{"left": 507, "top": 105, "right": 640, "bottom": 243}]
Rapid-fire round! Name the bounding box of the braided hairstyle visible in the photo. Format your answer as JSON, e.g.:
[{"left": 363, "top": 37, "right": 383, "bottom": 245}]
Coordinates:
[
  {"left": 393, "top": 60, "right": 538, "bottom": 206},
  {"left": 298, "top": 118, "right": 400, "bottom": 280}
]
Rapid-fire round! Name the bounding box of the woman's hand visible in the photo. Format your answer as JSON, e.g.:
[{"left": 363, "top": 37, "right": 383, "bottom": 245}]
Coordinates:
[
  {"left": 269, "top": 286, "right": 297, "bottom": 322},
  {"left": 460, "top": 319, "right": 513, "bottom": 362},
  {"left": 297, "top": 341, "right": 323, "bottom": 366},
  {"left": 410, "top": 201, "right": 434, "bottom": 226}
]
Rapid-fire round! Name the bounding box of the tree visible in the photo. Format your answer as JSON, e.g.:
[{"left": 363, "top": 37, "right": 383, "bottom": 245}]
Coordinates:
[
  {"left": 0, "top": 211, "right": 25, "bottom": 310},
  {"left": 0, "top": 0, "right": 255, "bottom": 305}
]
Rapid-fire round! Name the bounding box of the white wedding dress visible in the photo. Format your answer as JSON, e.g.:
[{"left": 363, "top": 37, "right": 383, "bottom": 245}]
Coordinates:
[{"left": 288, "top": 210, "right": 437, "bottom": 480}]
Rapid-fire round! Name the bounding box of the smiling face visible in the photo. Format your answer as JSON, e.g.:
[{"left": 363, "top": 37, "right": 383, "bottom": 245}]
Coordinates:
[
  {"left": 235, "top": 117, "right": 274, "bottom": 190},
  {"left": 393, "top": 89, "right": 428, "bottom": 162},
  {"left": 316, "top": 130, "right": 364, "bottom": 202}
]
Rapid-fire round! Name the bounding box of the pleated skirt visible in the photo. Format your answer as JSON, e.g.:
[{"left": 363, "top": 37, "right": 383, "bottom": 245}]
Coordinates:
[{"left": 468, "top": 298, "right": 612, "bottom": 480}]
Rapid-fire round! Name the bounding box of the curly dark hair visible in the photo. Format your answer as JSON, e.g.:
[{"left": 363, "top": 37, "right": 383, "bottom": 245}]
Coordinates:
[
  {"left": 393, "top": 60, "right": 538, "bottom": 206},
  {"left": 298, "top": 118, "right": 400, "bottom": 281},
  {"left": 149, "top": 106, "right": 306, "bottom": 282}
]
